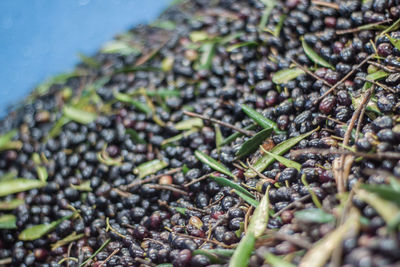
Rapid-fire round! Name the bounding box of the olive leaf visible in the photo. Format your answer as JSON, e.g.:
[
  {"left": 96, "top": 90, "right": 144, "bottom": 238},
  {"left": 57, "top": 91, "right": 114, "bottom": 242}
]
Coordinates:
[
  {"left": 260, "top": 147, "right": 301, "bottom": 171},
  {"left": 221, "top": 123, "right": 257, "bottom": 146},
  {"left": 299, "top": 209, "right": 360, "bottom": 267},
  {"left": 133, "top": 159, "right": 168, "bottom": 179},
  {"left": 193, "top": 249, "right": 234, "bottom": 264},
  {"left": 19, "top": 214, "right": 73, "bottom": 241},
  {"left": 301, "top": 37, "right": 334, "bottom": 69},
  {"left": 63, "top": 106, "right": 97, "bottom": 124},
  {"left": 264, "top": 253, "right": 296, "bottom": 267},
  {"left": 195, "top": 150, "right": 235, "bottom": 178},
  {"left": 241, "top": 104, "right": 282, "bottom": 133},
  {"left": 215, "top": 125, "right": 223, "bottom": 153},
  {"left": 210, "top": 176, "right": 254, "bottom": 198},
  {"left": 126, "top": 128, "right": 147, "bottom": 144},
  {"left": 51, "top": 232, "right": 85, "bottom": 251},
  {"left": 174, "top": 118, "right": 204, "bottom": 130},
  {"left": 233, "top": 190, "right": 259, "bottom": 207},
  {"left": 226, "top": 41, "right": 258, "bottom": 52},
  {"left": 229, "top": 189, "right": 270, "bottom": 267},
  {"left": 245, "top": 128, "right": 318, "bottom": 178},
  {"left": 0, "top": 178, "right": 46, "bottom": 197},
  {"left": 236, "top": 128, "right": 273, "bottom": 159},
  {"left": 79, "top": 239, "right": 111, "bottom": 267},
  {"left": 0, "top": 130, "right": 22, "bottom": 152},
  {"left": 294, "top": 208, "right": 335, "bottom": 224},
  {"left": 70, "top": 180, "right": 92, "bottom": 192},
  {"left": 0, "top": 199, "right": 24, "bottom": 210},
  {"left": 272, "top": 68, "right": 305, "bottom": 84},
  {"left": 114, "top": 91, "right": 152, "bottom": 115},
  {"left": 0, "top": 214, "right": 17, "bottom": 229}
]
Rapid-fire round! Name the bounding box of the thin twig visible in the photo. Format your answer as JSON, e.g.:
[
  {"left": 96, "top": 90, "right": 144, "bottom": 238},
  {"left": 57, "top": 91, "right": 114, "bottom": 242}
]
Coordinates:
[
  {"left": 267, "top": 230, "right": 313, "bottom": 250},
  {"left": 246, "top": 159, "right": 276, "bottom": 183},
  {"left": 146, "top": 184, "right": 188, "bottom": 195},
  {"left": 336, "top": 19, "right": 392, "bottom": 35},
  {"left": 367, "top": 60, "right": 400, "bottom": 73},
  {"left": 311, "top": 0, "right": 339, "bottom": 10},
  {"left": 355, "top": 77, "right": 396, "bottom": 93},
  {"left": 272, "top": 194, "right": 311, "bottom": 218},
  {"left": 317, "top": 54, "right": 373, "bottom": 102},
  {"left": 183, "top": 173, "right": 212, "bottom": 187},
  {"left": 319, "top": 115, "right": 346, "bottom": 125},
  {"left": 290, "top": 58, "right": 333, "bottom": 87},
  {"left": 99, "top": 248, "right": 120, "bottom": 267},
  {"left": 183, "top": 111, "right": 254, "bottom": 136},
  {"left": 123, "top": 167, "right": 182, "bottom": 189}
]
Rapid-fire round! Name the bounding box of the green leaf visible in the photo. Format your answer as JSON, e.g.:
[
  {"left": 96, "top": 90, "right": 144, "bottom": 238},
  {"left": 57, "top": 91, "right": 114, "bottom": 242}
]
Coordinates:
[
  {"left": 126, "top": 128, "right": 147, "bottom": 144},
  {"left": 294, "top": 208, "right": 335, "bottom": 224},
  {"left": 146, "top": 89, "right": 180, "bottom": 98},
  {"left": 174, "top": 118, "right": 204, "bottom": 130},
  {"left": 51, "top": 232, "right": 84, "bottom": 251},
  {"left": 19, "top": 214, "right": 73, "bottom": 241},
  {"left": 215, "top": 125, "right": 223, "bottom": 153},
  {"left": 133, "top": 159, "right": 168, "bottom": 179},
  {"left": 272, "top": 68, "right": 305, "bottom": 84},
  {"left": 299, "top": 209, "right": 360, "bottom": 267},
  {"left": 273, "top": 14, "right": 287, "bottom": 37},
  {"left": 380, "top": 18, "right": 400, "bottom": 36},
  {"left": 230, "top": 189, "right": 270, "bottom": 267},
  {"left": 301, "top": 37, "right": 334, "bottom": 69},
  {"left": 175, "top": 207, "right": 186, "bottom": 215},
  {"left": 190, "top": 31, "right": 210, "bottom": 42},
  {"left": 210, "top": 176, "right": 254, "bottom": 198},
  {"left": 101, "top": 40, "right": 140, "bottom": 55},
  {"left": 245, "top": 128, "right": 318, "bottom": 178},
  {"left": 259, "top": 0, "right": 277, "bottom": 30},
  {"left": 197, "top": 42, "right": 216, "bottom": 70},
  {"left": 193, "top": 249, "right": 234, "bottom": 264},
  {"left": 226, "top": 41, "right": 258, "bottom": 52},
  {"left": 78, "top": 53, "right": 100, "bottom": 69},
  {"left": 361, "top": 184, "right": 400, "bottom": 205},
  {"left": 63, "top": 106, "right": 97, "bottom": 124},
  {"left": 36, "top": 166, "right": 48, "bottom": 182},
  {"left": 261, "top": 149, "right": 301, "bottom": 171},
  {"left": 0, "top": 179, "right": 46, "bottom": 197},
  {"left": 233, "top": 190, "right": 259, "bottom": 207},
  {"left": 0, "top": 130, "right": 17, "bottom": 148},
  {"left": 161, "top": 129, "right": 199, "bottom": 147},
  {"left": 386, "top": 34, "right": 400, "bottom": 50},
  {"left": 195, "top": 150, "right": 235, "bottom": 178},
  {"left": 0, "top": 171, "right": 17, "bottom": 182},
  {"left": 157, "top": 264, "right": 173, "bottom": 267},
  {"left": 151, "top": 20, "right": 177, "bottom": 30},
  {"left": 70, "top": 180, "right": 92, "bottom": 192},
  {"left": 301, "top": 174, "right": 323, "bottom": 209},
  {"left": 264, "top": 253, "right": 296, "bottom": 267},
  {"left": 114, "top": 91, "right": 152, "bottom": 115},
  {"left": 241, "top": 104, "right": 281, "bottom": 133},
  {"left": 34, "top": 71, "right": 81, "bottom": 96},
  {"left": 351, "top": 94, "right": 381, "bottom": 119},
  {"left": 235, "top": 222, "right": 245, "bottom": 238},
  {"left": 221, "top": 123, "right": 258, "bottom": 146},
  {"left": 229, "top": 233, "right": 256, "bottom": 267},
  {"left": 47, "top": 116, "right": 71, "bottom": 140},
  {"left": 0, "top": 214, "right": 17, "bottom": 229},
  {"left": 236, "top": 128, "right": 273, "bottom": 159},
  {"left": 0, "top": 199, "right": 24, "bottom": 210}
]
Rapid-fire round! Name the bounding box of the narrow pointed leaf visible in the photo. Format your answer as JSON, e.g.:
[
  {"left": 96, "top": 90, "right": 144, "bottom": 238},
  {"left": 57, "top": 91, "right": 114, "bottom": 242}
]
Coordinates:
[
  {"left": 70, "top": 180, "right": 92, "bottom": 192},
  {"left": 233, "top": 190, "right": 259, "bottom": 207},
  {"left": 264, "top": 253, "right": 296, "bottom": 267},
  {"left": 215, "top": 125, "right": 223, "bottom": 153},
  {"left": 301, "top": 38, "right": 334, "bottom": 69},
  {"left": 272, "top": 68, "right": 305, "bottom": 84},
  {"left": 236, "top": 128, "right": 273, "bottom": 159},
  {"left": 51, "top": 232, "right": 84, "bottom": 251},
  {"left": 0, "top": 214, "right": 17, "bottom": 229},
  {"left": 299, "top": 209, "right": 360, "bottom": 267},
  {"left": 229, "top": 189, "right": 270, "bottom": 267},
  {"left": 174, "top": 118, "right": 203, "bottom": 130},
  {"left": 221, "top": 123, "right": 258, "bottom": 146},
  {"left": 226, "top": 41, "right": 258, "bottom": 52},
  {"left": 360, "top": 184, "right": 400, "bottom": 205},
  {"left": 259, "top": 0, "right": 277, "bottom": 30},
  {"left": 210, "top": 175, "right": 254, "bottom": 197},
  {"left": 0, "top": 199, "right": 24, "bottom": 210},
  {"left": 261, "top": 149, "right": 301, "bottom": 171},
  {"left": 79, "top": 239, "right": 111, "bottom": 267},
  {"left": 0, "top": 179, "right": 46, "bottom": 197},
  {"left": 133, "top": 159, "right": 168, "bottom": 179},
  {"left": 114, "top": 91, "right": 152, "bottom": 115},
  {"left": 126, "top": 128, "right": 147, "bottom": 144},
  {"left": 161, "top": 129, "right": 198, "bottom": 146},
  {"left": 195, "top": 150, "right": 235, "bottom": 178},
  {"left": 241, "top": 104, "right": 281, "bottom": 133},
  {"left": 198, "top": 43, "right": 216, "bottom": 70},
  {"left": 387, "top": 33, "right": 400, "bottom": 50},
  {"left": 294, "top": 208, "right": 335, "bottom": 224},
  {"left": 0, "top": 130, "right": 17, "bottom": 149},
  {"left": 36, "top": 166, "right": 48, "bottom": 182},
  {"left": 245, "top": 128, "right": 318, "bottom": 178},
  {"left": 356, "top": 188, "right": 400, "bottom": 227},
  {"left": 19, "top": 214, "right": 73, "bottom": 241},
  {"left": 301, "top": 174, "right": 322, "bottom": 209},
  {"left": 146, "top": 89, "right": 180, "bottom": 97},
  {"left": 63, "top": 106, "right": 97, "bottom": 124}
]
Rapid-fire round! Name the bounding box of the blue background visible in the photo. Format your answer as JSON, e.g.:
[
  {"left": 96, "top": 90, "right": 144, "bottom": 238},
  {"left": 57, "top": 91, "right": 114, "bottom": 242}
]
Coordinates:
[{"left": 0, "top": 0, "right": 170, "bottom": 116}]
